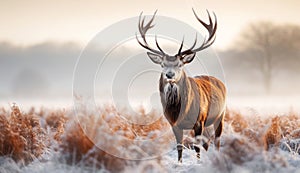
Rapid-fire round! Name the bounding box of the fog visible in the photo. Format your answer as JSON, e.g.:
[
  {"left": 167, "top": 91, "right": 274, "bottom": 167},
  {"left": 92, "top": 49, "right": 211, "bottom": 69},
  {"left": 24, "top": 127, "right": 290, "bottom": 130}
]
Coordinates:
[{"left": 1, "top": 22, "right": 300, "bottom": 112}]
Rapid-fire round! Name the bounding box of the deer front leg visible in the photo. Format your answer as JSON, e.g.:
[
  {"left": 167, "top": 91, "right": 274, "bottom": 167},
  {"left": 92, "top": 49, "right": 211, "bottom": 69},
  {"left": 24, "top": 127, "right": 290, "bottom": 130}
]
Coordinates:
[
  {"left": 172, "top": 126, "right": 183, "bottom": 162},
  {"left": 194, "top": 121, "right": 205, "bottom": 159}
]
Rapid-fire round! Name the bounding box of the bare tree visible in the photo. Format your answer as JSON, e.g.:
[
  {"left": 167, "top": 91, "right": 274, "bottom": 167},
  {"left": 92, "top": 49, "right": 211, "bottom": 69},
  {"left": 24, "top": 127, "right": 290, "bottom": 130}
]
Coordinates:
[{"left": 237, "top": 22, "right": 300, "bottom": 95}]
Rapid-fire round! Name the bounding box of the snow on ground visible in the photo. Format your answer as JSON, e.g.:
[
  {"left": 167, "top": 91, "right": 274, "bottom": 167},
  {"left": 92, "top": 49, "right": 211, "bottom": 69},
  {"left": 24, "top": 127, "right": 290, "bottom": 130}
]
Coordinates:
[{"left": 2, "top": 138, "right": 300, "bottom": 173}]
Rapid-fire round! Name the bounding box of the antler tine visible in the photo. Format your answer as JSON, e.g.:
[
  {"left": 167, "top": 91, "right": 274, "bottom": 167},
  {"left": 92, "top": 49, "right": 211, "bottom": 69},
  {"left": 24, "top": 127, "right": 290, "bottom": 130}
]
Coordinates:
[
  {"left": 177, "top": 37, "right": 184, "bottom": 55},
  {"left": 178, "top": 33, "right": 198, "bottom": 55},
  {"left": 190, "top": 33, "right": 198, "bottom": 50},
  {"left": 193, "top": 9, "right": 209, "bottom": 29},
  {"left": 178, "top": 9, "right": 217, "bottom": 55},
  {"left": 136, "top": 10, "right": 165, "bottom": 56},
  {"left": 192, "top": 9, "right": 217, "bottom": 52},
  {"left": 146, "top": 10, "right": 157, "bottom": 29},
  {"left": 155, "top": 35, "right": 165, "bottom": 54}
]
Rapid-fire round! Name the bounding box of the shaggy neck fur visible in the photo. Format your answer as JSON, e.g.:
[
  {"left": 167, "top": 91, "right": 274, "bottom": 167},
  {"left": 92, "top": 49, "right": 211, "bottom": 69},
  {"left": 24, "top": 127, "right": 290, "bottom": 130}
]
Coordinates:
[{"left": 159, "top": 71, "right": 191, "bottom": 125}]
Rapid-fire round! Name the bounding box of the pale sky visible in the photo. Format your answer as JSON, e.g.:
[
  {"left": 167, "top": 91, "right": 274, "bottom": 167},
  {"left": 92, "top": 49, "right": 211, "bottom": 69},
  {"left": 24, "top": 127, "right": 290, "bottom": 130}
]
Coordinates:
[{"left": 0, "top": 0, "right": 299, "bottom": 50}]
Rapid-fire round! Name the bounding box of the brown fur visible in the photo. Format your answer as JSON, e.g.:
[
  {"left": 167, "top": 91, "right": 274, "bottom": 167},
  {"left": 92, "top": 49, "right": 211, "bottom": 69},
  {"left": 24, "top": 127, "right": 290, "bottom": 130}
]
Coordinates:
[{"left": 159, "top": 71, "right": 226, "bottom": 161}]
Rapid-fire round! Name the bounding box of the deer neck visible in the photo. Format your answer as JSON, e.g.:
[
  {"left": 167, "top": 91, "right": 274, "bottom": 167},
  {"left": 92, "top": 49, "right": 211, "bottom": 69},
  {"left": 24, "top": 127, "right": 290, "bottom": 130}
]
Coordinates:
[{"left": 159, "top": 71, "right": 191, "bottom": 125}]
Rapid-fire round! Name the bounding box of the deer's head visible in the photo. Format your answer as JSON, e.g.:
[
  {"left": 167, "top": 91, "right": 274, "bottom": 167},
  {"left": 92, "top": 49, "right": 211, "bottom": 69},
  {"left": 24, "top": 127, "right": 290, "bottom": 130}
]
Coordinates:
[{"left": 136, "top": 9, "right": 217, "bottom": 85}]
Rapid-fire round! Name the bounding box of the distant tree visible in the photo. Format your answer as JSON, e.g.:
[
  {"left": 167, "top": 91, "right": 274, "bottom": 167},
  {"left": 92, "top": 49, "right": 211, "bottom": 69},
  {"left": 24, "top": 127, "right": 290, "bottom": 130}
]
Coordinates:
[{"left": 236, "top": 22, "right": 300, "bottom": 95}]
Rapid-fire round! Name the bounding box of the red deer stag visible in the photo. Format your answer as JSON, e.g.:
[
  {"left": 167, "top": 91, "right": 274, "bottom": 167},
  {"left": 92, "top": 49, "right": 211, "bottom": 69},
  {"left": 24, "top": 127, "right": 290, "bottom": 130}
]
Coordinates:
[{"left": 136, "top": 9, "right": 226, "bottom": 162}]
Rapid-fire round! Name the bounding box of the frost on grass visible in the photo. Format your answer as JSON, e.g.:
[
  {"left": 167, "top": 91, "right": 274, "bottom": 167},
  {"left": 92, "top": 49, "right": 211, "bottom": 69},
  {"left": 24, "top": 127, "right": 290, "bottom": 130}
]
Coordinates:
[
  {"left": 0, "top": 104, "right": 45, "bottom": 165},
  {"left": 1, "top": 104, "right": 300, "bottom": 172}
]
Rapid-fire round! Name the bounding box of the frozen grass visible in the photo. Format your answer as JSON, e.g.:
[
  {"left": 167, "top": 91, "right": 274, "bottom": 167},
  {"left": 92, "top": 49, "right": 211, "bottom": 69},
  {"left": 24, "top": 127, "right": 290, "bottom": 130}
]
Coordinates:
[
  {"left": 1, "top": 104, "right": 300, "bottom": 172},
  {"left": 0, "top": 104, "right": 45, "bottom": 165}
]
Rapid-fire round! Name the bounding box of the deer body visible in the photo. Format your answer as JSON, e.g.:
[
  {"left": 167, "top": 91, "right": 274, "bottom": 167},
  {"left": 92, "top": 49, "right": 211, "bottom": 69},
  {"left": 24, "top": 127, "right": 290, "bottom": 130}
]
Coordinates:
[
  {"left": 160, "top": 72, "right": 226, "bottom": 128},
  {"left": 160, "top": 71, "right": 226, "bottom": 161},
  {"left": 136, "top": 9, "right": 226, "bottom": 162}
]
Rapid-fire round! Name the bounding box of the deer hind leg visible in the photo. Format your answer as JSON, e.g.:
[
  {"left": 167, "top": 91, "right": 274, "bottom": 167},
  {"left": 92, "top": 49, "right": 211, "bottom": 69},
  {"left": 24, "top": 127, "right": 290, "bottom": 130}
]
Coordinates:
[
  {"left": 194, "top": 121, "right": 206, "bottom": 159},
  {"left": 214, "top": 111, "right": 225, "bottom": 151},
  {"left": 172, "top": 126, "right": 183, "bottom": 162}
]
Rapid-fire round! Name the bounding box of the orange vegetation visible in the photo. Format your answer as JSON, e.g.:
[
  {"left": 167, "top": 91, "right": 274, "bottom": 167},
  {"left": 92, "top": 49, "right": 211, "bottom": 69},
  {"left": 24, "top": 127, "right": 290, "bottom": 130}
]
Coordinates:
[{"left": 0, "top": 104, "right": 300, "bottom": 171}]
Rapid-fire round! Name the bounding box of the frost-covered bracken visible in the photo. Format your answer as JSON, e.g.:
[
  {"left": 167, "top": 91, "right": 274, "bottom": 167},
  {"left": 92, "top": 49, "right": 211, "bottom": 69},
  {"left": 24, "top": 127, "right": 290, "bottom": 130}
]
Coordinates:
[{"left": 1, "top": 104, "right": 300, "bottom": 172}]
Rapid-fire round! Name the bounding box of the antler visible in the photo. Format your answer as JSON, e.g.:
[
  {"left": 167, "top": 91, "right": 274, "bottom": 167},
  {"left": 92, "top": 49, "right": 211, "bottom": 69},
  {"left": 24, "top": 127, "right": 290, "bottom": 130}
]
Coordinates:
[
  {"left": 136, "top": 10, "right": 165, "bottom": 56},
  {"left": 177, "top": 9, "right": 217, "bottom": 56}
]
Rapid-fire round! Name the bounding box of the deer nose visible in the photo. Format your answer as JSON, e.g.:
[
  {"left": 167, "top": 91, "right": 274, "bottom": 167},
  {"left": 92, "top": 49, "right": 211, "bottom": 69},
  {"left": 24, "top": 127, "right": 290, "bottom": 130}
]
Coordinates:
[{"left": 166, "top": 71, "right": 175, "bottom": 79}]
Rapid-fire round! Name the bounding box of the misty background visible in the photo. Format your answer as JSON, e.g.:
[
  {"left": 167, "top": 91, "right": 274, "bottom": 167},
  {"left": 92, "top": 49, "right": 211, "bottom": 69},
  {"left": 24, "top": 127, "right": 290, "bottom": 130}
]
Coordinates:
[
  {"left": 1, "top": 21, "right": 300, "bottom": 111},
  {"left": 0, "top": 0, "right": 300, "bottom": 112}
]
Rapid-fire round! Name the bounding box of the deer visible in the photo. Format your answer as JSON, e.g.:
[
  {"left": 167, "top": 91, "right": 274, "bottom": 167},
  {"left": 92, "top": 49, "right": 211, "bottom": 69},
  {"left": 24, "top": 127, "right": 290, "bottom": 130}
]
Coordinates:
[{"left": 136, "top": 9, "right": 226, "bottom": 162}]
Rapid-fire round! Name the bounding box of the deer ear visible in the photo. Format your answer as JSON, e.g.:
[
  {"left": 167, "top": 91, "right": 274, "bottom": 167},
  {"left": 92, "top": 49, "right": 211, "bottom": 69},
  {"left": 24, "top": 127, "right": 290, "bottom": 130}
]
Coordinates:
[
  {"left": 147, "top": 52, "right": 163, "bottom": 64},
  {"left": 181, "top": 52, "right": 196, "bottom": 64}
]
